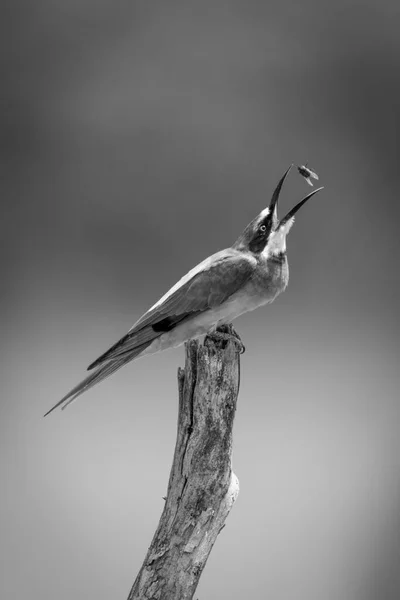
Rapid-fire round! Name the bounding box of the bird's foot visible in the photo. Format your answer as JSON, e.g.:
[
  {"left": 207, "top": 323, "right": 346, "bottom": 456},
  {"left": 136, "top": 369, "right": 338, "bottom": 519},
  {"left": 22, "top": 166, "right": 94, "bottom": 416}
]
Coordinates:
[{"left": 206, "top": 324, "right": 245, "bottom": 354}]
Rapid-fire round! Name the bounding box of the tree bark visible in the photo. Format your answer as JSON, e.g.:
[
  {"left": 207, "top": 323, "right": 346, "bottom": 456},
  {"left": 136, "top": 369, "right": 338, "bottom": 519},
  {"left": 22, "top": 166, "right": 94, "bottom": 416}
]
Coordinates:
[{"left": 127, "top": 330, "right": 241, "bottom": 600}]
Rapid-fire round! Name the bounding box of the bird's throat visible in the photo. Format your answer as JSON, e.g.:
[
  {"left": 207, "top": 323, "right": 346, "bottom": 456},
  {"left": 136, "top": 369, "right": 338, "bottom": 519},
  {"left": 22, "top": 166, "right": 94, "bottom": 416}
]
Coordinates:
[{"left": 269, "top": 251, "right": 287, "bottom": 264}]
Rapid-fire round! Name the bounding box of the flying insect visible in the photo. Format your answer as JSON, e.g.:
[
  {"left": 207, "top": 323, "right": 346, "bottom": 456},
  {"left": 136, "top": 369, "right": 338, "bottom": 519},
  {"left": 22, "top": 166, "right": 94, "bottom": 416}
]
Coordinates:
[{"left": 298, "top": 164, "right": 319, "bottom": 186}]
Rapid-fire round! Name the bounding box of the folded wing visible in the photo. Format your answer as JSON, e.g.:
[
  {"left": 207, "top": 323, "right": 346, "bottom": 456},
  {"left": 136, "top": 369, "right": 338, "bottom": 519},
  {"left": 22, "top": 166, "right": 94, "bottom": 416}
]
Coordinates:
[{"left": 87, "top": 248, "right": 256, "bottom": 370}]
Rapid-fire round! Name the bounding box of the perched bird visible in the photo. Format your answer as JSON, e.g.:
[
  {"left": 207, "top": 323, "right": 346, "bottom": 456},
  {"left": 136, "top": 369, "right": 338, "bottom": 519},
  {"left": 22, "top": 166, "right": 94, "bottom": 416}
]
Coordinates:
[
  {"left": 44, "top": 166, "right": 323, "bottom": 415},
  {"left": 297, "top": 164, "right": 319, "bottom": 187}
]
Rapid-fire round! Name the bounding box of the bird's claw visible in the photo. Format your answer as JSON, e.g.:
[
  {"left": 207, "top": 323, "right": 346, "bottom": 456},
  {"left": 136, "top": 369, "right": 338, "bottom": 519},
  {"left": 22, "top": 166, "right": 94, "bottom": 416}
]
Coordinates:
[{"left": 206, "top": 324, "right": 245, "bottom": 354}]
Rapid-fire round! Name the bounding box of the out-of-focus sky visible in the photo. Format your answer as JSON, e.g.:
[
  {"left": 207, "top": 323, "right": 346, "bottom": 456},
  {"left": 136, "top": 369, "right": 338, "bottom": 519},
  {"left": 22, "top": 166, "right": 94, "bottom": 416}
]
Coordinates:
[{"left": 1, "top": 2, "right": 399, "bottom": 599}]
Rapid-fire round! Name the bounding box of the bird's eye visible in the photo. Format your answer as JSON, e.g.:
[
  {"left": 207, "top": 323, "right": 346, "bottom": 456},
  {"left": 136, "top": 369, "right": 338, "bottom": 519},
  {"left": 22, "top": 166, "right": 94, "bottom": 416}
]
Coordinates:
[{"left": 259, "top": 224, "right": 267, "bottom": 233}]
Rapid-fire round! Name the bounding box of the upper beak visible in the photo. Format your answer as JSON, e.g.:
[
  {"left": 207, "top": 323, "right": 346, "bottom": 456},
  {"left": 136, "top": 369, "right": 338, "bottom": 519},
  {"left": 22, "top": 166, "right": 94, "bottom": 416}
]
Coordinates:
[
  {"left": 278, "top": 186, "right": 324, "bottom": 228},
  {"left": 268, "top": 164, "right": 293, "bottom": 217}
]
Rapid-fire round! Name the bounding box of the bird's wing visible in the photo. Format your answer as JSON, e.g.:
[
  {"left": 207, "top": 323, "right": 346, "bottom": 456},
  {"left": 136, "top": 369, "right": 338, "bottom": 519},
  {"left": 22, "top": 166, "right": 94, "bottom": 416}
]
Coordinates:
[
  {"left": 87, "top": 248, "right": 256, "bottom": 369},
  {"left": 45, "top": 249, "right": 255, "bottom": 415}
]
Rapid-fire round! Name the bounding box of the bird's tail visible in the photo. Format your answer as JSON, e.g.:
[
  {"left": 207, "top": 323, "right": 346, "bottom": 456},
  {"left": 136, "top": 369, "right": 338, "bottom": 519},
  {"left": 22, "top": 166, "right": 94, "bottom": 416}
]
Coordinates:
[{"left": 44, "top": 343, "right": 150, "bottom": 417}]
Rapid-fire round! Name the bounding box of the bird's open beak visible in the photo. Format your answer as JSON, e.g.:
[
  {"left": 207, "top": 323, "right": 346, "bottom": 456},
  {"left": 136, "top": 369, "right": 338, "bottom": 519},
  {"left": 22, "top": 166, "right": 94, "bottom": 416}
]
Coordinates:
[
  {"left": 278, "top": 186, "right": 324, "bottom": 228},
  {"left": 268, "top": 164, "right": 293, "bottom": 217}
]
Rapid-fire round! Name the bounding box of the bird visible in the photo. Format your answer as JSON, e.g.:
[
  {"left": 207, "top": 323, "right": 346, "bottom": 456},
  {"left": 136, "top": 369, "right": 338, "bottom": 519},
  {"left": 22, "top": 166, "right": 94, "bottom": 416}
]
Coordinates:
[{"left": 44, "top": 165, "right": 323, "bottom": 416}]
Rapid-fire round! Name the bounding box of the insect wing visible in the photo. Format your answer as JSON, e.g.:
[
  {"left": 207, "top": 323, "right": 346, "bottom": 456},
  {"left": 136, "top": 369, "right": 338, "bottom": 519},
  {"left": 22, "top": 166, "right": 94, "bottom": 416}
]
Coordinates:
[{"left": 308, "top": 168, "right": 319, "bottom": 180}]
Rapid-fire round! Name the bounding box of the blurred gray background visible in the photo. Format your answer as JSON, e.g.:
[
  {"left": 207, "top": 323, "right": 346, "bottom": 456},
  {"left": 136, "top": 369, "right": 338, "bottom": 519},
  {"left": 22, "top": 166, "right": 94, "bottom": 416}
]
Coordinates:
[{"left": 1, "top": 1, "right": 400, "bottom": 599}]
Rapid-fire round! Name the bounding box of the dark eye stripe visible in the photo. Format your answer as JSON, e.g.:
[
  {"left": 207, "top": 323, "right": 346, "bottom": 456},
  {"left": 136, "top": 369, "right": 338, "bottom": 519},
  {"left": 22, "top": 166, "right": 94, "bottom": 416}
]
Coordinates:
[{"left": 260, "top": 212, "right": 273, "bottom": 231}]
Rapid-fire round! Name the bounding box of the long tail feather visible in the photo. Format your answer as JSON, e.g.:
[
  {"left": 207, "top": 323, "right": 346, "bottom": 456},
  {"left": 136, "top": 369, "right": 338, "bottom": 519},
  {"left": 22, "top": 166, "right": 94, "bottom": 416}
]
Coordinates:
[
  {"left": 87, "top": 325, "right": 160, "bottom": 371},
  {"left": 44, "top": 342, "right": 151, "bottom": 417}
]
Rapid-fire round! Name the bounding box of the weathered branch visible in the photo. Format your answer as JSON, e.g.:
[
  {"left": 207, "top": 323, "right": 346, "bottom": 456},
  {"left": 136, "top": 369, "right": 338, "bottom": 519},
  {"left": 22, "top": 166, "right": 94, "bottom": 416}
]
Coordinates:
[{"left": 127, "top": 330, "right": 241, "bottom": 599}]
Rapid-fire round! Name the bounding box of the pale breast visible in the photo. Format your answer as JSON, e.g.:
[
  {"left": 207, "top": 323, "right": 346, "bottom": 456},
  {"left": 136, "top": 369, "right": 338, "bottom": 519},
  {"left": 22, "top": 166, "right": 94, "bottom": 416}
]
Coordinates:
[
  {"left": 213, "top": 252, "right": 289, "bottom": 320},
  {"left": 251, "top": 252, "right": 289, "bottom": 301}
]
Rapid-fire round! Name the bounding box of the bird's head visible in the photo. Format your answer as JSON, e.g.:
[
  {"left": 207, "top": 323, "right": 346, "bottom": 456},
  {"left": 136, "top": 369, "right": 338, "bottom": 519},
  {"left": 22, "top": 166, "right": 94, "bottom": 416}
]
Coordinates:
[{"left": 233, "top": 165, "right": 323, "bottom": 257}]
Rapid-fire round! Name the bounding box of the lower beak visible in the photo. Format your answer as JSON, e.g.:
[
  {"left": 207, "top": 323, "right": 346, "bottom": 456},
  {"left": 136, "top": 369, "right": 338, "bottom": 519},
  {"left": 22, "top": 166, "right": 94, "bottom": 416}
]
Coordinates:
[{"left": 279, "top": 187, "right": 324, "bottom": 227}]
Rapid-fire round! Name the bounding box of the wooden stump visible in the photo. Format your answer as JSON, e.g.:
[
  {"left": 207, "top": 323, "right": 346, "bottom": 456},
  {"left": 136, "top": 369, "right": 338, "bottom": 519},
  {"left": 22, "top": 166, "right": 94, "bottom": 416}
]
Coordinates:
[{"left": 127, "top": 332, "right": 241, "bottom": 599}]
